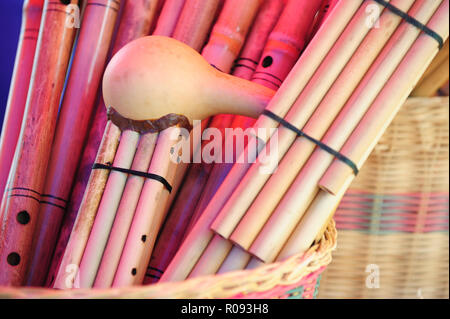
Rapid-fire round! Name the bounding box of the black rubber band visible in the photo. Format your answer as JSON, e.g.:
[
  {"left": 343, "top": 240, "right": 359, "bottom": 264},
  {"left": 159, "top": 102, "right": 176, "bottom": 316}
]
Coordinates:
[
  {"left": 92, "top": 163, "right": 172, "bottom": 193},
  {"left": 370, "top": 0, "right": 444, "bottom": 49},
  {"left": 263, "top": 110, "right": 359, "bottom": 175}
]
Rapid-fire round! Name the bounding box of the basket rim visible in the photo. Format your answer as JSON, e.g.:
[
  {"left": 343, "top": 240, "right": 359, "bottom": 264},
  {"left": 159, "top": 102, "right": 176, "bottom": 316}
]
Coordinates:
[{"left": 0, "top": 220, "right": 337, "bottom": 299}]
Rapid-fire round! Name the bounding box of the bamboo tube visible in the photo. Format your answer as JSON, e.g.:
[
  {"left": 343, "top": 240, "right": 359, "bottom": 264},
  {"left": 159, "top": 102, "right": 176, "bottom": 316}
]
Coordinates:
[
  {"left": 228, "top": 0, "right": 417, "bottom": 250},
  {"left": 26, "top": 0, "right": 121, "bottom": 287},
  {"left": 0, "top": 0, "right": 79, "bottom": 286},
  {"left": 411, "top": 58, "right": 449, "bottom": 97},
  {"left": 245, "top": 257, "right": 264, "bottom": 270},
  {"left": 160, "top": 0, "right": 363, "bottom": 282},
  {"left": 217, "top": 245, "right": 251, "bottom": 274},
  {"left": 0, "top": 0, "right": 43, "bottom": 200},
  {"left": 172, "top": 0, "right": 221, "bottom": 51},
  {"left": 307, "top": 0, "right": 339, "bottom": 42},
  {"left": 319, "top": 3, "right": 449, "bottom": 197},
  {"left": 249, "top": 0, "right": 447, "bottom": 263},
  {"left": 416, "top": 39, "right": 449, "bottom": 80},
  {"left": 232, "top": 0, "right": 284, "bottom": 80},
  {"left": 252, "top": 0, "right": 323, "bottom": 90},
  {"left": 211, "top": 0, "right": 386, "bottom": 239},
  {"left": 112, "top": 127, "right": 182, "bottom": 287},
  {"left": 77, "top": 129, "right": 141, "bottom": 288},
  {"left": 45, "top": 0, "right": 160, "bottom": 288},
  {"left": 153, "top": 0, "right": 186, "bottom": 36}
]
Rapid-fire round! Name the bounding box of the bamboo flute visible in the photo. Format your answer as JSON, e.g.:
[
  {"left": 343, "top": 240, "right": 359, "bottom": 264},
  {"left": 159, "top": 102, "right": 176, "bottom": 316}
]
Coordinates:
[
  {"left": 251, "top": 0, "right": 323, "bottom": 90},
  {"left": 415, "top": 39, "right": 448, "bottom": 80},
  {"left": 319, "top": 5, "right": 449, "bottom": 197},
  {"left": 25, "top": 0, "right": 122, "bottom": 287},
  {"left": 160, "top": 0, "right": 364, "bottom": 283},
  {"left": 52, "top": 0, "right": 161, "bottom": 289},
  {"left": 153, "top": 0, "right": 186, "bottom": 36},
  {"left": 0, "top": 0, "right": 79, "bottom": 286},
  {"left": 188, "top": 0, "right": 325, "bottom": 278},
  {"left": 0, "top": 0, "right": 44, "bottom": 200},
  {"left": 211, "top": 0, "right": 386, "bottom": 240},
  {"left": 249, "top": 0, "right": 447, "bottom": 263},
  {"left": 95, "top": 0, "right": 221, "bottom": 287},
  {"left": 227, "top": 0, "right": 417, "bottom": 250}
]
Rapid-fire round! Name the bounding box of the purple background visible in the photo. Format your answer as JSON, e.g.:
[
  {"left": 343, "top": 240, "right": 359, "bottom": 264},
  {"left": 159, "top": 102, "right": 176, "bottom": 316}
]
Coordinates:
[{"left": 0, "top": 0, "right": 25, "bottom": 129}]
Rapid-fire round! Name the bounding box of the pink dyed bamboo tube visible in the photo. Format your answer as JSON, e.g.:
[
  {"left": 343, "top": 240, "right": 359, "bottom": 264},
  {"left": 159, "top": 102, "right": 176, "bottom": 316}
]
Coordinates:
[
  {"left": 153, "top": 0, "right": 186, "bottom": 36},
  {"left": 0, "top": 0, "right": 79, "bottom": 286},
  {"left": 228, "top": 0, "right": 416, "bottom": 251},
  {"left": 252, "top": 0, "right": 323, "bottom": 90},
  {"left": 249, "top": 0, "right": 446, "bottom": 263},
  {"left": 47, "top": 0, "right": 160, "bottom": 288},
  {"left": 211, "top": 0, "right": 382, "bottom": 240},
  {"left": 172, "top": 0, "right": 221, "bottom": 51},
  {"left": 112, "top": 127, "right": 182, "bottom": 287},
  {"left": 217, "top": 245, "right": 251, "bottom": 274},
  {"left": 26, "top": 0, "right": 121, "bottom": 287},
  {"left": 160, "top": 0, "right": 363, "bottom": 283},
  {"left": 0, "top": 0, "right": 43, "bottom": 200}
]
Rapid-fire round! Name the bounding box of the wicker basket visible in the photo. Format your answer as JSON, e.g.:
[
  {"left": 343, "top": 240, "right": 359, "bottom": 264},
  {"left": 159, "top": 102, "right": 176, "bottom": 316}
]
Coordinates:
[
  {"left": 0, "top": 217, "right": 336, "bottom": 298},
  {"left": 318, "top": 97, "right": 449, "bottom": 299}
]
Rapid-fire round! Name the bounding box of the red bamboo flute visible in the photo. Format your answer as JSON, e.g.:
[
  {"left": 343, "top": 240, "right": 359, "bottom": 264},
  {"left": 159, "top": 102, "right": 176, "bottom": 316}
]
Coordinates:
[
  {"left": 0, "top": 0, "right": 79, "bottom": 286},
  {"left": 25, "top": 0, "right": 122, "bottom": 287},
  {"left": 153, "top": 0, "right": 186, "bottom": 36},
  {"left": 307, "top": 0, "right": 339, "bottom": 42},
  {"left": 44, "top": 0, "right": 161, "bottom": 288},
  {"left": 0, "top": 0, "right": 44, "bottom": 201},
  {"left": 187, "top": 0, "right": 321, "bottom": 234}
]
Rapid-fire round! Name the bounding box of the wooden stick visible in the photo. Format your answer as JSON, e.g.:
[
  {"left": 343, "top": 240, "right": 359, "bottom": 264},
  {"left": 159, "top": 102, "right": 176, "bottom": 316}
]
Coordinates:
[
  {"left": 160, "top": 0, "right": 363, "bottom": 283},
  {"left": 172, "top": 0, "right": 221, "bottom": 51},
  {"left": 251, "top": 0, "right": 323, "bottom": 90},
  {"left": 319, "top": 3, "right": 449, "bottom": 196},
  {"left": 45, "top": 0, "right": 160, "bottom": 288},
  {"left": 249, "top": 0, "right": 447, "bottom": 263},
  {"left": 0, "top": 0, "right": 44, "bottom": 200},
  {"left": 228, "top": 0, "right": 416, "bottom": 250},
  {"left": 112, "top": 127, "right": 182, "bottom": 287},
  {"left": 153, "top": 0, "right": 186, "bottom": 36},
  {"left": 0, "top": 0, "right": 79, "bottom": 286},
  {"left": 211, "top": 0, "right": 384, "bottom": 240},
  {"left": 26, "top": 0, "right": 121, "bottom": 287},
  {"left": 53, "top": 122, "right": 121, "bottom": 289}
]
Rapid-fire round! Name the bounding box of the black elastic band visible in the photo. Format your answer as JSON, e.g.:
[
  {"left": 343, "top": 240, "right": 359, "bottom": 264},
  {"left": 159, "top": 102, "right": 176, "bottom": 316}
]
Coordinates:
[
  {"left": 92, "top": 163, "right": 172, "bottom": 193},
  {"left": 371, "top": 0, "right": 444, "bottom": 49},
  {"left": 263, "top": 110, "right": 359, "bottom": 175}
]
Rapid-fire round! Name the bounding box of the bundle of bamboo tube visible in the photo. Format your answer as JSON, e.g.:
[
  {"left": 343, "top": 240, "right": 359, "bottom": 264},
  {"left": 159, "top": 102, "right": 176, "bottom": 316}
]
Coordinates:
[{"left": 161, "top": 0, "right": 449, "bottom": 281}]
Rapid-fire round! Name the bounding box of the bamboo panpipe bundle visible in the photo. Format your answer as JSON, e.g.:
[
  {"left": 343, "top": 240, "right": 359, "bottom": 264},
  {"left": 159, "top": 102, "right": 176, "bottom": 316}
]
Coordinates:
[
  {"left": 224, "top": 0, "right": 417, "bottom": 251},
  {"left": 51, "top": 0, "right": 161, "bottom": 289},
  {"left": 172, "top": 0, "right": 221, "bottom": 51},
  {"left": 96, "top": 0, "right": 222, "bottom": 287},
  {"left": 0, "top": 0, "right": 43, "bottom": 200},
  {"left": 249, "top": 0, "right": 448, "bottom": 263},
  {"left": 251, "top": 0, "right": 323, "bottom": 90},
  {"left": 25, "top": 0, "right": 122, "bottom": 287},
  {"left": 188, "top": 0, "right": 325, "bottom": 278},
  {"left": 0, "top": 0, "right": 79, "bottom": 286},
  {"left": 54, "top": 36, "right": 273, "bottom": 289},
  {"left": 153, "top": 0, "right": 186, "bottom": 36},
  {"left": 160, "top": 0, "right": 364, "bottom": 282},
  {"left": 211, "top": 0, "right": 389, "bottom": 240}
]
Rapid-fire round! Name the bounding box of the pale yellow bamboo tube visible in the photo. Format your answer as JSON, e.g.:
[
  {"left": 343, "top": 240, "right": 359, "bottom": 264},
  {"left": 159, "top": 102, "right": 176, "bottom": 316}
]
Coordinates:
[
  {"left": 172, "top": 0, "right": 221, "bottom": 51},
  {"left": 188, "top": 236, "right": 233, "bottom": 278},
  {"left": 112, "top": 127, "right": 182, "bottom": 286},
  {"left": 417, "top": 39, "right": 448, "bottom": 80},
  {"left": 211, "top": 0, "right": 387, "bottom": 239},
  {"left": 249, "top": 0, "right": 446, "bottom": 263},
  {"left": 78, "top": 130, "right": 140, "bottom": 288},
  {"left": 160, "top": 0, "right": 364, "bottom": 283},
  {"left": 153, "top": 0, "right": 186, "bottom": 36},
  {"left": 411, "top": 58, "right": 449, "bottom": 97},
  {"left": 277, "top": 179, "right": 352, "bottom": 261},
  {"left": 93, "top": 132, "right": 158, "bottom": 288},
  {"left": 217, "top": 246, "right": 251, "bottom": 274},
  {"left": 53, "top": 122, "right": 121, "bottom": 289},
  {"left": 319, "top": 3, "right": 449, "bottom": 196},
  {"left": 228, "top": 0, "right": 416, "bottom": 250}
]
